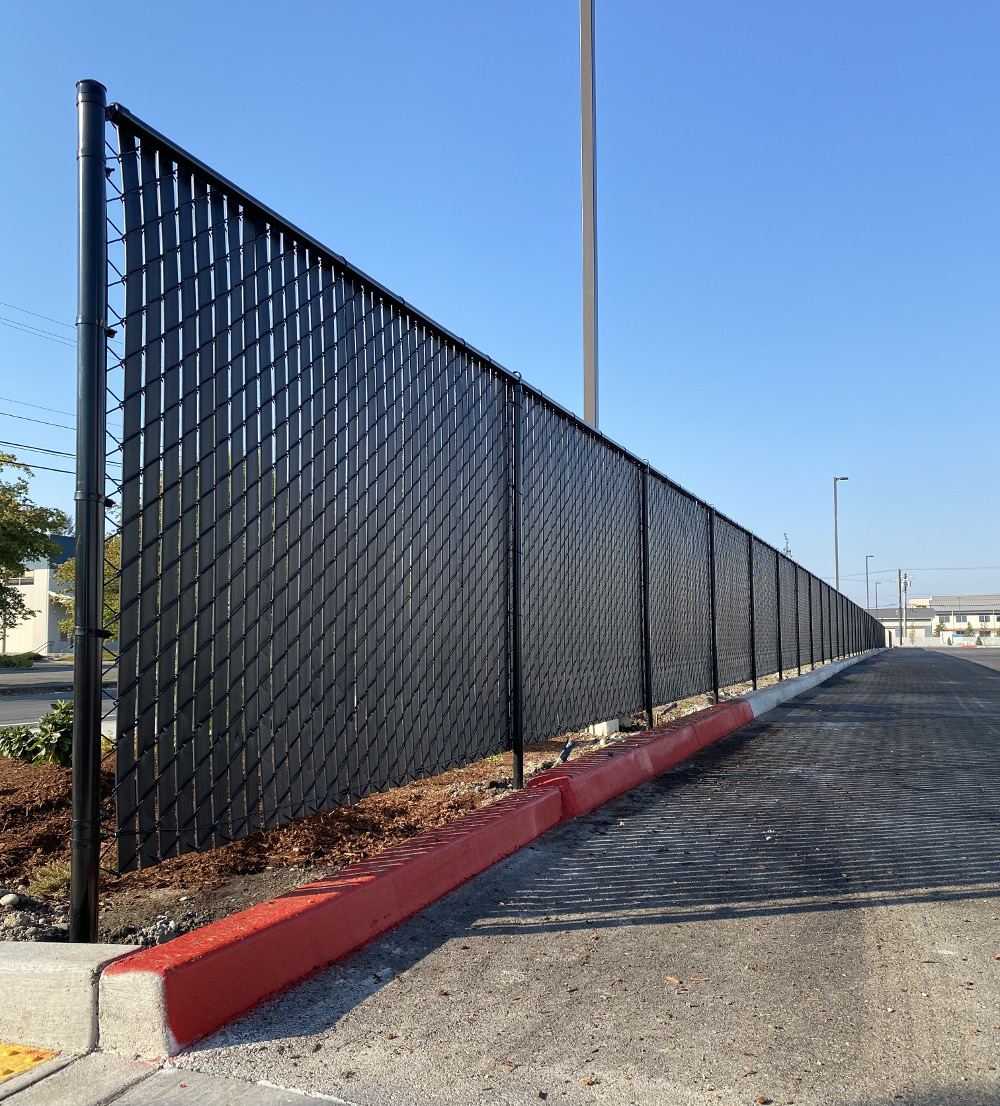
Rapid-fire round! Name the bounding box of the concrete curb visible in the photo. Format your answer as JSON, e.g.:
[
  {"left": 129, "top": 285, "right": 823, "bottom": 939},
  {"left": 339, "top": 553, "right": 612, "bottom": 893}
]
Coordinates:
[
  {"left": 743, "top": 648, "right": 884, "bottom": 719},
  {"left": 99, "top": 787, "right": 563, "bottom": 1057},
  {"left": 16, "top": 649, "right": 880, "bottom": 1059},
  {"left": 0, "top": 943, "right": 138, "bottom": 1052}
]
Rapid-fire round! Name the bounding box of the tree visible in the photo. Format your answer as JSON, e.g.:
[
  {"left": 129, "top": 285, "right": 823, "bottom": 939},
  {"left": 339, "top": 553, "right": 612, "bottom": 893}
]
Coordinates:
[
  {"left": 54, "top": 530, "right": 120, "bottom": 643},
  {"left": 933, "top": 618, "right": 945, "bottom": 637},
  {"left": 781, "top": 533, "right": 792, "bottom": 557},
  {"left": 0, "top": 453, "right": 70, "bottom": 637}
]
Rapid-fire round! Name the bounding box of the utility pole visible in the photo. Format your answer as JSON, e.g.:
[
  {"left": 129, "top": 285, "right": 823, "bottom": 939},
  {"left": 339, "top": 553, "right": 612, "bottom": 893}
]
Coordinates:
[
  {"left": 897, "top": 569, "right": 903, "bottom": 646},
  {"left": 580, "top": 0, "right": 599, "bottom": 428},
  {"left": 865, "top": 554, "right": 874, "bottom": 609},
  {"left": 833, "top": 476, "right": 849, "bottom": 590},
  {"left": 902, "top": 573, "right": 910, "bottom": 644}
]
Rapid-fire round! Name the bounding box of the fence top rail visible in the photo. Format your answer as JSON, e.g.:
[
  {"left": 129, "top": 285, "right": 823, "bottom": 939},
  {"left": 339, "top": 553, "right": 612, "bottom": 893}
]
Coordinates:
[{"left": 105, "top": 99, "right": 864, "bottom": 601}]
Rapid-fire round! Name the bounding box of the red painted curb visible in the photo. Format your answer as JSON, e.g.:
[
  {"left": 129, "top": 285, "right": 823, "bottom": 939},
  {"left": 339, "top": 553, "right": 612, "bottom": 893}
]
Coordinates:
[
  {"left": 101, "top": 697, "right": 757, "bottom": 1054},
  {"left": 103, "top": 786, "right": 562, "bottom": 1050},
  {"left": 527, "top": 700, "right": 753, "bottom": 819}
]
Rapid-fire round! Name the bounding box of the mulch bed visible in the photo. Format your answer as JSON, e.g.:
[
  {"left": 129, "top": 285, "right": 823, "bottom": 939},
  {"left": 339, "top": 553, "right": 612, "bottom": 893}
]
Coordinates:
[{"left": 0, "top": 689, "right": 742, "bottom": 941}]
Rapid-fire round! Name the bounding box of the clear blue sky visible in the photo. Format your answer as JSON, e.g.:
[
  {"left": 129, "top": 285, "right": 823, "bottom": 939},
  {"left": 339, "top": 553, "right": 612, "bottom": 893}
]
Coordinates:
[{"left": 1, "top": 1, "right": 997, "bottom": 607}]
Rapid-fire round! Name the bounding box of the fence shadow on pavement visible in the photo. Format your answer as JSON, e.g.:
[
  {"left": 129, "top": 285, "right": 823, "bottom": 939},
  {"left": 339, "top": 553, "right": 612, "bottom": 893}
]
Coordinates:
[{"left": 189, "top": 651, "right": 1000, "bottom": 1056}]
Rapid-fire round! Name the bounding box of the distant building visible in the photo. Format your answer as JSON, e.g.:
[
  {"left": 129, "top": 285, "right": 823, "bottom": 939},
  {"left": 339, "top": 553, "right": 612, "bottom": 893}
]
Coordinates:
[
  {"left": 869, "top": 594, "right": 1000, "bottom": 646},
  {"left": 0, "top": 536, "right": 74, "bottom": 656}
]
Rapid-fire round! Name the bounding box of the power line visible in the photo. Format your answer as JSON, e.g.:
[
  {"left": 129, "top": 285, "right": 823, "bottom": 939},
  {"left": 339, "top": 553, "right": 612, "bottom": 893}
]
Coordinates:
[
  {"left": 0, "top": 316, "right": 76, "bottom": 348},
  {"left": 0, "top": 439, "right": 74, "bottom": 458},
  {"left": 0, "top": 409, "right": 74, "bottom": 431},
  {"left": 839, "top": 566, "right": 1000, "bottom": 578},
  {"left": 18, "top": 462, "right": 74, "bottom": 475},
  {"left": 0, "top": 395, "right": 75, "bottom": 418},
  {"left": 0, "top": 300, "right": 75, "bottom": 331},
  {"left": 0, "top": 439, "right": 121, "bottom": 467}
]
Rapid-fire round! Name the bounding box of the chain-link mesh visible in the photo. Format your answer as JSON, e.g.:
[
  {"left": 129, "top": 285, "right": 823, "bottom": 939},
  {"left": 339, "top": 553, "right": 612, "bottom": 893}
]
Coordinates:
[
  {"left": 110, "top": 125, "right": 512, "bottom": 869},
  {"left": 647, "top": 479, "right": 713, "bottom": 704},
  {"left": 713, "top": 517, "right": 752, "bottom": 689},
  {"left": 751, "top": 538, "right": 777, "bottom": 682},
  {"left": 520, "top": 396, "right": 644, "bottom": 740},
  {"left": 96, "top": 106, "right": 884, "bottom": 870}
]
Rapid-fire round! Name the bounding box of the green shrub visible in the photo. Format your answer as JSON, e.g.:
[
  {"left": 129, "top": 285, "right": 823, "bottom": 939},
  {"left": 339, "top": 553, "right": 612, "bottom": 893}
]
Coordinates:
[
  {"left": 34, "top": 701, "right": 73, "bottom": 767},
  {"left": 0, "top": 652, "right": 34, "bottom": 668},
  {"left": 0, "top": 700, "right": 73, "bottom": 767},
  {"left": 0, "top": 724, "right": 40, "bottom": 762}
]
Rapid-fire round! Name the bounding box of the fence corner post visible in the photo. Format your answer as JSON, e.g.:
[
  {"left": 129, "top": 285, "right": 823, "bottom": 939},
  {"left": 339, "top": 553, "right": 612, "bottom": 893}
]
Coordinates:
[{"left": 71, "top": 78, "right": 109, "bottom": 943}]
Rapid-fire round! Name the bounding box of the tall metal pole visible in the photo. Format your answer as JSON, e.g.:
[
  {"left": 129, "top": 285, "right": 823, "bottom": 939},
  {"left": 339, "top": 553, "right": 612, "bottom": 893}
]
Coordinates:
[
  {"left": 511, "top": 381, "right": 525, "bottom": 789},
  {"left": 833, "top": 476, "right": 848, "bottom": 591},
  {"left": 580, "top": 0, "right": 599, "bottom": 428},
  {"left": 865, "top": 554, "right": 873, "bottom": 609},
  {"left": 897, "top": 569, "right": 903, "bottom": 647},
  {"left": 71, "top": 79, "right": 108, "bottom": 943}
]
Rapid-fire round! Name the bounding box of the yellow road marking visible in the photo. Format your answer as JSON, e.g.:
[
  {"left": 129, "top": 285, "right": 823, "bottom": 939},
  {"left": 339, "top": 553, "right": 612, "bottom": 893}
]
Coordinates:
[{"left": 0, "top": 1043, "right": 56, "bottom": 1083}]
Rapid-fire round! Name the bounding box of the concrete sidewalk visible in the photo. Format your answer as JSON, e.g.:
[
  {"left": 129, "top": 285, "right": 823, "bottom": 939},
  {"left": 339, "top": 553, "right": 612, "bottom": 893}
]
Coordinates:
[{"left": 11, "top": 650, "right": 1000, "bottom": 1104}]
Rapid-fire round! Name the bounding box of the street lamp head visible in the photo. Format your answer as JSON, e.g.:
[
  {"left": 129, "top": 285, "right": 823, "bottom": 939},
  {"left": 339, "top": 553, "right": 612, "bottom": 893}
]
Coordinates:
[{"left": 836, "top": 476, "right": 849, "bottom": 481}]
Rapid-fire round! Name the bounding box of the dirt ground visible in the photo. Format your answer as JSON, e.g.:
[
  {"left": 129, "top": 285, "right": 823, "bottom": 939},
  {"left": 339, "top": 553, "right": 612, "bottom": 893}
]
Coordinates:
[{"left": 0, "top": 665, "right": 807, "bottom": 944}]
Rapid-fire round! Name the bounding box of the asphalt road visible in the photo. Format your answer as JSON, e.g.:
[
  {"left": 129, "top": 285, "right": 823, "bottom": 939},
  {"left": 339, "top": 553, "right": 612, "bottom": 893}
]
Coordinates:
[{"left": 155, "top": 650, "right": 1000, "bottom": 1106}]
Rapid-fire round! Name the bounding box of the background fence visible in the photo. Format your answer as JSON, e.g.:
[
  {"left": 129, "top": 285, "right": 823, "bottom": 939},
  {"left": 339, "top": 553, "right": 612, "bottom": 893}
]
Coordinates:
[{"left": 89, "top": 100, "right": 885, "bottom": 874}]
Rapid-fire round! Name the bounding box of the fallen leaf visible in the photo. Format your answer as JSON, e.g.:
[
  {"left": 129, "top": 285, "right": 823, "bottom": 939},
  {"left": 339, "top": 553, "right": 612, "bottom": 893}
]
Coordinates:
[
  {"left": 757, "top": 1098, "right": 772, "bottom": 1105},
  {"left": 920, "top": 958, "right": 934, "bottom": 964},
  {"left": 438, "top": 990, "right": 450, "bottom": 996},
  {"left": 689, "top": 976, "right": 709, "bottom": 982},
  {"left": 582, "top": 1076, "right": 599, "bottom": 1086},
  {"left": 665, "top": 976, "right": 681, "bottom": 984}
]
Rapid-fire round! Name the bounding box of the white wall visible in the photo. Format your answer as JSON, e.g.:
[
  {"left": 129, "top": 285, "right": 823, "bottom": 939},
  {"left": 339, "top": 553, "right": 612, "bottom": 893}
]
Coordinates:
[{"left": 0, "top": 561, "right": 72, "bottom": 656}]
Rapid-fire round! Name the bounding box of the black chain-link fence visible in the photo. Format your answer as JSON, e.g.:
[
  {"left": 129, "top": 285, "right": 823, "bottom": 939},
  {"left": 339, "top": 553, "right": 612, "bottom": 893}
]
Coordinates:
[{"left": 90, "top": 103, "right": 885, "bottom": 872}]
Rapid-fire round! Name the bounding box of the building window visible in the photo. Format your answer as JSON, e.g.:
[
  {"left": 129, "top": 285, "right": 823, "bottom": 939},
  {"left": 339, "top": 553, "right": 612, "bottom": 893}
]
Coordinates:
[
  {"left": 979, "top": 615, "right": 990, "bottom": 623},
  {"left": 7, "top": 571, "right": 34, "bottom": 585},
  {"left": 954, "top": 614, "right": 966, "bottom": 621}
]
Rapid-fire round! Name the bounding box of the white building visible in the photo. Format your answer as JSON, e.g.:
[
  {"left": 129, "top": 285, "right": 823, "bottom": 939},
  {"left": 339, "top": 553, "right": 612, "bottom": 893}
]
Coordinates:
[
  {"left": 0, "top": 536, "right": 74, "bottom": 656},
  {"left": 869, "top": 594, "right": 1000, "bottom": 647}
]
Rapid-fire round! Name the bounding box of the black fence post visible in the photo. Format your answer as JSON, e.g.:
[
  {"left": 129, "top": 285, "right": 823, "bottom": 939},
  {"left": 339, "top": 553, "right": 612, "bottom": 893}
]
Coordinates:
[
  {"left": 808, "top": 575, "right": 815, "bottom": 669},
  {"left": 747, "top": 533, "right": 757, "bottom": 690},
  {"left": 708, "top": 508, "right": 720, "bottom": 703},
  {"left": 71, "top": 79, "right": 109, "bottom": 943},
  {"left": 640, "top": 464, "right": 654, "bottom": 728},
  {"left": 774, "top": 550, "right": 783, "bottom": 682},
  {"left": 511, "top": 380, "right": 525, "bottom": 789},
  {"left": 794, "top": 569, "right": 801, "bottom": 675}
]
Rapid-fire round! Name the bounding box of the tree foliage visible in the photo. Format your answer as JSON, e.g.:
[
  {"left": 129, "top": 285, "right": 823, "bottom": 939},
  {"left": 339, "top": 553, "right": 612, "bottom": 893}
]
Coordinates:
[
  {"left": 54, "top": 530, "right": 120, "bottom": 641},
  {"left": 0, "top": 453, "right": 70, "bottom": 632}
]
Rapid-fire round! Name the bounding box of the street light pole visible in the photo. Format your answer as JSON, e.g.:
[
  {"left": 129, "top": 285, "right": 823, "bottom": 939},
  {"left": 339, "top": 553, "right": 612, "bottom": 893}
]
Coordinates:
[
  {"left": 865, "top": 554, "right": 874, "bottom": 609},
  {"left": 833, "top": 476, "right": 849, "bottom": 591},
  {"left": 580, "top": 0, "right": 598, "bottom": 428}
]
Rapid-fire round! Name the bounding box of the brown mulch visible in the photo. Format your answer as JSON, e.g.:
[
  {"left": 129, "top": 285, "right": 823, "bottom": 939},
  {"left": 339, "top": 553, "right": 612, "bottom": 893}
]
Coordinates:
[
  {"left": 0, "top": 673, "right": 807, "bottom": 934},
  {"left": 0, "top": 758, "right": 115, "bottom": 890}
]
